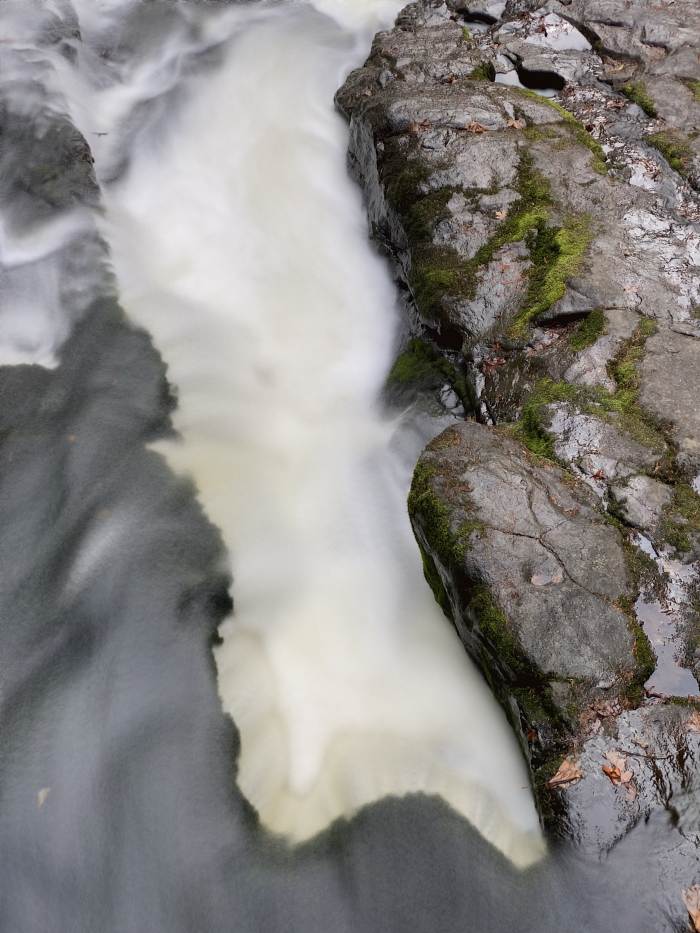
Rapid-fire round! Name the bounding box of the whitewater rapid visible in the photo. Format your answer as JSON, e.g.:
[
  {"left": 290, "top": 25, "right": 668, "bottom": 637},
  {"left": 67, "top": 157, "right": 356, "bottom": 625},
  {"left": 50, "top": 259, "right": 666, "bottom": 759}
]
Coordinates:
[{"left": 10, "top": 0, "right": 544, "bottom": 867}]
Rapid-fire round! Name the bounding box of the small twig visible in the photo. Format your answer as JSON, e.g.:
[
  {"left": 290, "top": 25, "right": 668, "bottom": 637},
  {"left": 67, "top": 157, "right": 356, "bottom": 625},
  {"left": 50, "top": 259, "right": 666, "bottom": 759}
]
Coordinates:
[{"left": 618, "top": 747, "right": 673, "bottom": 761}]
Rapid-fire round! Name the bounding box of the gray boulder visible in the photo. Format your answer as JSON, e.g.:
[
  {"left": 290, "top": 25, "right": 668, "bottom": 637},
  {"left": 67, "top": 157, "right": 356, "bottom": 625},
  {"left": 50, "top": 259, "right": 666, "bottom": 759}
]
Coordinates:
[{"left": 408, "top": 420, "right": 650, "bottom": 773}]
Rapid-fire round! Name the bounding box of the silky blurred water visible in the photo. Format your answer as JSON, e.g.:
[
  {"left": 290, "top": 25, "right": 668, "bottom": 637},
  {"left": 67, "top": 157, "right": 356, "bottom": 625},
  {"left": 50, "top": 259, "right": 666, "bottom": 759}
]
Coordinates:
[{"left": 0, "top": 2, "right": 696, "bottom": 931}]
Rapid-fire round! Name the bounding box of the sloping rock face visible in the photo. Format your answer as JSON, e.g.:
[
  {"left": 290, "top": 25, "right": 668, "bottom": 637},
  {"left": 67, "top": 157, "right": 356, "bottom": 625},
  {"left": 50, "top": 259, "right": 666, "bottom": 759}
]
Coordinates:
[
  {"left": 338, "top": 0, "right": 700, "bottom": 889},
  {"left": 409, "top": 422, "right": 648, "bottom": 767}
]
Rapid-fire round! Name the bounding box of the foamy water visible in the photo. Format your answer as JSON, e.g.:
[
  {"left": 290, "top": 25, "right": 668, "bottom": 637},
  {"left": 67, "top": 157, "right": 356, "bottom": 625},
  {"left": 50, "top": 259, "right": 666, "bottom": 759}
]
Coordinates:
[{"left": 5, "top": 0, "right": 544, "bottom": 867}]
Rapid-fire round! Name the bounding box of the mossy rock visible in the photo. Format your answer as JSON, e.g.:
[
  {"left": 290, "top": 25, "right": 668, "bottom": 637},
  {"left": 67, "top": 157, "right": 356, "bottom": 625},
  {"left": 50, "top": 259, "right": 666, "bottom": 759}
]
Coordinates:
[
  {"left": 408, "top": 421, "right": 646, "bottom": 786},
  {"left": 647, "top": 130, "right": 694, "bottom": 178},
  {"left": 620, "top": 81, "right": 657, "bottom": 117}
]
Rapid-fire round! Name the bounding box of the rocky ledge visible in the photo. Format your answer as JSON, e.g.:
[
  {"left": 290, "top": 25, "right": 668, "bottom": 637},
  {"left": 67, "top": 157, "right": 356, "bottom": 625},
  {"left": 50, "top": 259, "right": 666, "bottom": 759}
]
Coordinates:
[{"left": 337, "top": 0, "right": 700, "bottom": 905}]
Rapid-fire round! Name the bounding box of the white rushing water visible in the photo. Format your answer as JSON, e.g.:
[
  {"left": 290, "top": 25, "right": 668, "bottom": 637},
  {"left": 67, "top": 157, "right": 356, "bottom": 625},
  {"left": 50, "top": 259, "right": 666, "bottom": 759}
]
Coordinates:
[{"left": 13, "top": 0, "right": 544, "bottom": 867}]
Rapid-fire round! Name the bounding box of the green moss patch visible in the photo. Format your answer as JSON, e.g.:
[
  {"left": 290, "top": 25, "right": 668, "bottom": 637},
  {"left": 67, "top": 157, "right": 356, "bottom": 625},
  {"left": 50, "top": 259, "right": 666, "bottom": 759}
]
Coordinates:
[
  {"left": 417, "top": 542, "right": 452, "bottom": 616},
  {"left": 512, "top": 318, "right": 666, "bottom": 461},
  {"left": 515, "top": 90, "right": 608, "bottom": 174},
  {"left": 686, "top": 80, "right": 700, "bottom": 103},
  {"left": 523, "top": 125, "right": 559, "bottom": 142},
  {"left": 402, "top": 187, "right": 454, "bottom": 242},
  {"left": 647, "top": 130, "right": 693, "bottom": 178},
  {"left": 513, "top": 379, "right": 578, "bottom": 459},
  {"left": 409, "top": 245, "right": 475, "bottom": 326},
  {"left": 618, "top": 534, "right": 666, "bottom": 598},
  {"left": 601, "top": 317, "right": 667, "bottom": 450},
  {"left": 385, "top": 143, "right": 592, "bottom": 342},
  {"left": 405, "top": 153, "right": 554, "bottom": 329},
  {"left": 626, "top": 615, "right": 656, "bottom": 703},
  {"left": 612, "top": 592, "right": 656, "bottom": 704},
  {"left": 621, "top": 81, "right": 657, "bottom": 117},
  {"left": 408, "top": 463, "right": 484, "bottom": 568},
  {"left": 386, "top": 337, "right": 470, "bottom": 406},
  {"left": 609, "top": 317, "right": 655, "bottom": 395},
  {"left": 387, "top": 338, "right": 446, "bottom": 386},
  {"left": 468, "top": 61, "right": 496, "bottom": 81},
  {"left": 471, "top": 154, "right": 552, "bottom": 266},
  {"left": 468, "top": 584, "right": 528, "bottom": 676},
  {"left": 568, "top": 308, "right": 606, "bottom": 351},
  {"left": 509, "top": 214, "right": 592, "bottom": 336},
  {"left": 381, "top": 141, "right": 430, "bottom": 216},
  {"left": 660, "top": 483, "right": 700, "bottom": 553}
]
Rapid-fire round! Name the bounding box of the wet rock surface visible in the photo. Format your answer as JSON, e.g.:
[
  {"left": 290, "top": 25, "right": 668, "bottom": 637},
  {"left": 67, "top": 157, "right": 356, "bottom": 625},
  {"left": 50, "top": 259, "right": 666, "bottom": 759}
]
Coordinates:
[
  {"left": 408, "top": 421, "right": 645, "bottom": 757},
  {"left": 340, "top": 0, "right": 700, "bottom": 906}
]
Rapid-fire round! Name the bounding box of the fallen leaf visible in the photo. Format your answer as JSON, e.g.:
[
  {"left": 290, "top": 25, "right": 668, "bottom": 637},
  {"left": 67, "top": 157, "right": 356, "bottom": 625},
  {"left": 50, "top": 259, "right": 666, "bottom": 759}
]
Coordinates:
[
  {"left": 602, "top": 764, "right": 620, "bottom": 782},
  {"left": 507, "top": 117, "right": 526, "bottom": 130},
  {"left": 465, "top": 121, "right": 487, "bottom": 133},
  {"left": 683, "top": 886, "right": 700, "bottom": 933},
  {"left": 547, "top": 756, "right": 583, "bottom": 787},
  {"left": 495, "top": 209, "right": 507, "bottom": 220},
  {"left": 686, "top": 710, "right": 700, "bottom": 733},
  {"left": 37, "top": 787, "right": 51, "bottom": 809},
  {"left": 602, "top": 750, "right": 633, "bottom": 785}
]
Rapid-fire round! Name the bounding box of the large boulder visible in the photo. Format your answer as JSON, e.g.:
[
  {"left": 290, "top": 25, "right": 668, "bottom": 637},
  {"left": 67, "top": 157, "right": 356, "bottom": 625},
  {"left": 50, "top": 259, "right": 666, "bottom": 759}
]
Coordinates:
[{"left": 408, "top": 420, "right": 651, "bottom": 778}]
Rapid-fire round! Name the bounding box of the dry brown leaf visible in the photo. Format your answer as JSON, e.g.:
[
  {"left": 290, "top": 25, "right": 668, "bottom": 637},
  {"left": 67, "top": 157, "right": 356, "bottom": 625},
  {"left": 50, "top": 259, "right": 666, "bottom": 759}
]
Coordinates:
[
  {"left": 686, "top": 710, "right": 700, "bottom": 733},
  {"left": 507, "top": 117, "right": 526, "bottom": 130},
  {"left": 683, "top": 886, "right": 700, "bottom": 932},
  {"left": 602, "top": 750, "right": 633, "bottom": 785},
  {"left": 547, "top": 756, "right": 583, "bottom": 788},
  {"left": 466, "top": 121, "right": 487, "bottom": 133},
  {"left": 602, "top": 764, "right": 620, "bottom": 783}
]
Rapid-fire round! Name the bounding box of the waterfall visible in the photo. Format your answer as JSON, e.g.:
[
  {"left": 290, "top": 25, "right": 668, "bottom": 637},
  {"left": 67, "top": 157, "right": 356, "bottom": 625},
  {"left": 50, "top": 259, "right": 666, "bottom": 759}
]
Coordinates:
[{"left": 5, "top": 0, "right": 543, "bottom": 868}]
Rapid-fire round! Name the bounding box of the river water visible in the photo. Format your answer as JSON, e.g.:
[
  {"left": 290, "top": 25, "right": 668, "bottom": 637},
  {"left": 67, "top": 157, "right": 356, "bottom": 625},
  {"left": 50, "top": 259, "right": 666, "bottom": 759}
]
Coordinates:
[
  {"left": 0, "top": 1, "right": 688, "bottom": 930},
  {"left": 92, "top": 0, "right": 544, "bottom": 862}
]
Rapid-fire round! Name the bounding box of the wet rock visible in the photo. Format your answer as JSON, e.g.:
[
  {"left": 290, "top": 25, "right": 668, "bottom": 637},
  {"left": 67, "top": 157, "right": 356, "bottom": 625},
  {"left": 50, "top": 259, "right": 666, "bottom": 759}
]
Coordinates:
[
  {"left": 345, "top": 0, "right": 700, "bottom": 873},
  {"left": 564, "top": 309, "right": 639, "bottom": 392},
  {"left": 609, "top": 475, "right": 673, "bottom": 535},
  {"left": 542, "top": 402, "right": 661, "bottom": 487},
  {"left": 549, "top": 701, "right": 700, "bottom": 857},
  {"left": 542, "top": 0, "right": 699, "bottom": 67},
  {"left": 337, "top": 0, "right": 700, "bottom": 406},
  {"left": 408, "top": 420, "right": 646, "bottom": 768},
  {"left": 639, "top": 327, "right": 700, "bottom": 473}
]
